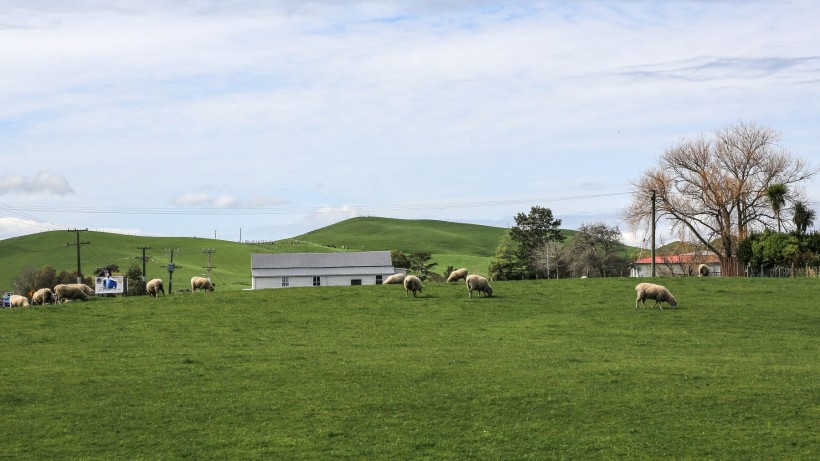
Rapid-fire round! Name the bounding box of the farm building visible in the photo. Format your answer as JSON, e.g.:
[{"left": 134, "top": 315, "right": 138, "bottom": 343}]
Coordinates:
[
  {"left": 251, "top": 251, "right": 404, "bottom": 289},
  {"left": 631, "top": 251, "right": 722, "bottom": 277}
]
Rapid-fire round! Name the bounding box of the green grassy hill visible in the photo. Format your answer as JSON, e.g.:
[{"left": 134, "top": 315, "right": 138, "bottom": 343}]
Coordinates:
[
  {"left": 294, "top": 217, "right": 515, "bottom": 275},
  {"left": 0, "top": 231, "right": 337, "bottom": 292},
  {"left": 295, "top": 217, "right": 507, "bottom": 255},
  {"left": 0, "top": 217, "right": 620, "bottom": 292}
]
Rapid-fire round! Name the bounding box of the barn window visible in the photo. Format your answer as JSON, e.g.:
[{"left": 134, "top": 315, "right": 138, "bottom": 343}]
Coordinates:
[
  {"left": 376, "top": 275, "right": 383, "bottom": 285},
  {"left": 313, "top": 276, "right": 321, "bottom": 286},
  {"left": 282, "top": 277, "right": 289, "bottom": 287},
  {"left": 350, "top": 279, "right": 362, "bottom": 286}
]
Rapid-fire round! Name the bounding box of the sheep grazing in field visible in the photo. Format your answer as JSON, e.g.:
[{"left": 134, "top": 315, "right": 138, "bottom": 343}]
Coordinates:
[
  {"left": 635, "top": 282, "right": 677, "bottom": 309},
  {"left": 54, "top": 283, "right": 94, "bottom": 303},
  {"left": 403, "top": 275, "right": 423, "bottom": 298},
  {"left": 465, "top": 274, "right": 493, "bottom": 298},
  {"left": 9, "top": 295, "right": 30, "bottom": 307},
  {"left": 146, "top": 278, "right": 165, "bottom": 297},
  {"left": 191, "top": 276, "right": 215, "bottom": 292},
  {"left": 31, "top": 288, "right": 55, "bottom": 305},
  {"left": 383, "top": 273, "right": 406, "bottom": 285},
  {"left": 446, "top": 268, "right": 468, "bottom": 283},
  {"left": 698, "top": 264, "right": 710, "bottom": 277}
]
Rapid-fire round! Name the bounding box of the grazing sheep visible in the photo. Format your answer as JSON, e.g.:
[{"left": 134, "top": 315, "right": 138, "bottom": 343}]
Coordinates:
[
  {"left": 635, "top": 282, "right": 677, "bottom": 309},
  {"left": 698, "top": 264, "right": 710, "bottom": 277},
  {"left": 383, "top": 273, "right": 406, "bottom": 285},
  {"left": 9, "top": 295, "right": 30, "bottom": 307},
  {"left": 465, "top": 274, "right": 494, "bottom": 298},
  {"left": 146, "top": 278, "right": 165, "bottom": 297},
  {"left": 403, "top": 275, "right": 423, "bottom": 298},
  {"left": 31, "top": 288, "right": 55, "bottom": 305},
  {"left": 191, "top": 276, "right": 215, "bottom": 292},
  {"left": 54, "top": 283, "right": 94, "bottom": 303},
  {"left": 446, "top": 268, "right": 468, "bottom": 283}
]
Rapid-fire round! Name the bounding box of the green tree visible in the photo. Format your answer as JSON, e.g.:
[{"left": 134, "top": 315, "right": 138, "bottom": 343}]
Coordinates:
[
  {"left": 765, "top": 183, "right": 788, "bottom": 232},
  {"left": 742, "top": 230, "right": 801, "bottom": 275},
  {"left": 565, "top": 222, "right": 628, "bottom": 277},
  {"left": 126, "top": 263, "right": 145, "bottom": 296},
  {"left": 390, "top": 249, "right": 411, "bottom": 270},
  {"left": 792, "top": 201, "right": 816, "bottom": 236},
  {"left": 409, "top": 252, "right": 437, "bottom": 280},
  {"left": 33, "top": 264, "right": 58, "bottom": 291},
  {"left": 489, "top": 231, "right": 525, "bottom": 280},
  {"left": 509, "top": 206, "right": 565, "bottom": 277}
]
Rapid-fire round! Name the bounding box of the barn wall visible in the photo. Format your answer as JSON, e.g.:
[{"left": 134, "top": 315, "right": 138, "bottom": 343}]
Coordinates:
[{"left": 252, "top": 274, "right": 386, "bottom": 289}]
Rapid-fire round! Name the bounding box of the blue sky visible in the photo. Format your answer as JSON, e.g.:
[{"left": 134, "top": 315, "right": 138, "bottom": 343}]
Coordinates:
[{"left": 1, "top": 0, "right": 818, "bottom": 245}]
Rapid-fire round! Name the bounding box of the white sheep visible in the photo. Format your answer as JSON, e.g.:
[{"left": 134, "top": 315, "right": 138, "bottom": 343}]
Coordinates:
[
  {"left": 146, "top": 278, "right": 165, "bottom": 297},
  {"left": 31, "top": 288, "right": 55, "bottom": 305},
  {"left": 446, "top": 268, "right": 468, "bottom": 283},
  {"left": 403, "top": 275, "right": 423, "bottom": 298},
  {"left": 191, "top": 276, "right": 215, "bottom": 292},
  {"left": 54, "top": 283, "right": 94, "bottom": 303},
  {"left": 383, "top": 273, "right": 406, "bottom": 285},
  {"left": 698, "top": 264, "right": 710, "bottom": 277},
  {"left": 9, "top": 295, "right": 30, "bottom": 307},
  {"left": 465, "top": 274, "right": 493, "bottom": 298},
  {"left": 635, "top": 282, "right": 677, "bottom": 309}
]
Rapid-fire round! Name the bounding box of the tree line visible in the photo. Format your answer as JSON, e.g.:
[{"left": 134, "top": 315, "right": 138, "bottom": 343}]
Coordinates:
[
  {"left": 11, "top": 262, "right": 150, "bottom": 297},
  {"left": 487, "top": 206, "right": 631, "bottom": 280},
  {"left": 395, "top": 121, "right": 818, "bottom": 280}
]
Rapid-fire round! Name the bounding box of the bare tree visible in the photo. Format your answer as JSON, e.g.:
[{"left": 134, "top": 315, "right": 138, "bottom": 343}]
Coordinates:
[
  {"left": 531, "top": 240, "right": 565, "bottom": 279},
  {"left": 623, "top": 122, "right": 817, "bottom": 274},
  {"left": 564, "top": 222, "right": 628, "bottom": 277}
]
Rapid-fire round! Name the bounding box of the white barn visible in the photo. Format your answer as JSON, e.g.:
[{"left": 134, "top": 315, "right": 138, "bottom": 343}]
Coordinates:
[{"left": 251, "top": 251, "right": 404, "bottom": 289}]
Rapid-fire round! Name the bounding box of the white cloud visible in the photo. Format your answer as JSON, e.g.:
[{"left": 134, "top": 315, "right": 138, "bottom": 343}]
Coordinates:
[
  {"left": 0, "top": 171, "right": 74, "bottom": 196},
  {"left": 0, "top": 217, "right": 63, "bottom": 240},
  {"left": 299, "top": 205, "right": 362, "bottom": 229},
  {"left": 0, "top": 1, "right": 817, "bottom": 242},
  {"left": 169, "top": 193, "right": 213, "bottom": 208},
  {"left": 168, "top": 192, "right": 289, "bottom": 210}
]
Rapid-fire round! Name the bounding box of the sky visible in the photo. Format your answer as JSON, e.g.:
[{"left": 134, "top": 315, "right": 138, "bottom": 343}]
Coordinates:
[{"left": 1, "top": 0, "right": 819, "bottom": 247}]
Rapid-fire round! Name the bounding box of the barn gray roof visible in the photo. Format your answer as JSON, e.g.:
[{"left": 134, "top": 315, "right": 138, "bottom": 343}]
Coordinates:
[{"left": 252, "top": 251, "right": 393, "bottom": 270}]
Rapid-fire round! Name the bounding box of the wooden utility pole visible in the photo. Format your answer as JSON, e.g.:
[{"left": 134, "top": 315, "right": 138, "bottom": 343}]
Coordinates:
[
  {"left": 66, "top": 229, "right": 90, "bottom": 283},
  {"left": 651, "top": 190, "right": 656, "bottom": 277},
  {"left": 165, "top": 249, "right": 181, "bottom": 294},
  {"left": 202, "top": 248, "right": 216, "bottom": 280},
  {"left": 136, "top": 246, "right": 152, "bottom": 292}
]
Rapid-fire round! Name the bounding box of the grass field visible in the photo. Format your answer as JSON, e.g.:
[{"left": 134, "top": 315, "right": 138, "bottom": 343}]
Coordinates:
[
  {"left": 0, "top": 230, "right": 339, "bottom": 292},
  {"left": 1, "top": 277, "right": 817, "bottom": 459}
]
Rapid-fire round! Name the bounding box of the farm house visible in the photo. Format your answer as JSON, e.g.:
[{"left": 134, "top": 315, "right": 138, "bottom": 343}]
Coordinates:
[
  {"left": 250, "top": 251, "right": 404, "bottom": 289},
  {"left": 631, "top": 251, "right": 722, "bottom": 277}
]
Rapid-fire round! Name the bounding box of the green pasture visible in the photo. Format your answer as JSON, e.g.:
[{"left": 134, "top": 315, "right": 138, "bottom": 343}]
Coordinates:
[
  {"left": 0, "top": 231, "right": 339, "bottom": 292},
  {"left": 1, "top": 277, "right": 817, "bottom": 459}
]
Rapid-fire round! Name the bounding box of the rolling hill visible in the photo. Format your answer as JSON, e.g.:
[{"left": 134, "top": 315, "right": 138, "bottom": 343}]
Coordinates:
[
  {"left": 0, "top": 217, "right": 615, "bottom": 292},
  {"left": 0, "top": 218, "right": 512, "bottom": 291}
]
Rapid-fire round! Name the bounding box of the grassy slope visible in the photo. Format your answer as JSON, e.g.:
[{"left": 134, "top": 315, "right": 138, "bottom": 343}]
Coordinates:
[
  {"left": 0, "top": 231, "right": 337, "bottom": 292},
  {"left": 1, "top": 277, "right": 817, "bottom": 459},
  {"left": 1, "top": 217, "right": 621, "bottom": 291},
  {"left": 1, "top": 218, "right": 513, "bottom": 290},
  {"left": 295, "top": 216, "right": 580, "bottom": 275},
  {"left": 294, "top": 216, "right": 507, "bottom": 255}
]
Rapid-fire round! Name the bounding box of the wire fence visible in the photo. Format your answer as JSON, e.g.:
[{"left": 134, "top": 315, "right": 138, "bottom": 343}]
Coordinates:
[{"left": 744, "top": 266, "right": 820, "bottom": 278}]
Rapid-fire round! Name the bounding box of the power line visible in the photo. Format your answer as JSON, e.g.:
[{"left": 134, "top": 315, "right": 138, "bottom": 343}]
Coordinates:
[{"left": 1, "top": 192, "right": 635, "bottom": 216}]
